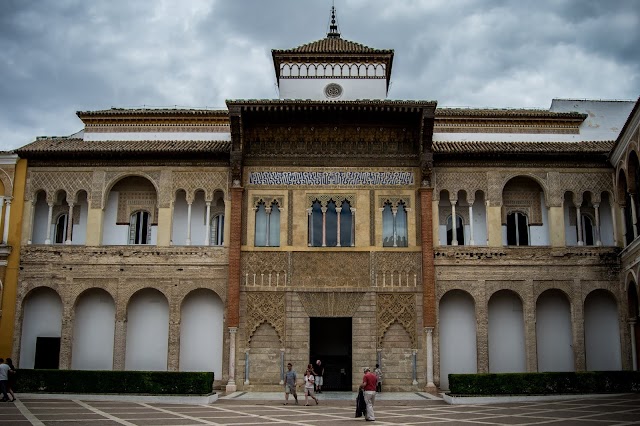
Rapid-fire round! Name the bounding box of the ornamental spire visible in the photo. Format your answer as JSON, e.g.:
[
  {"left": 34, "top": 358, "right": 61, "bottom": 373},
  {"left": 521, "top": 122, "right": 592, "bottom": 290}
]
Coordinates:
[{"left": 327, "top": 5, "right": 341, "bottom": 38}]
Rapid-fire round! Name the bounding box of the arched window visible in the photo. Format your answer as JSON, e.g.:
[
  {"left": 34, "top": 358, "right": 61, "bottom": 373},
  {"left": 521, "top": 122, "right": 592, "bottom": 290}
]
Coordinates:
[
  {"left": 382, "top": 201, "right": 408, "bottom": 247},
  {"left": 308, "top": 199, "right": 353, "bottom": 247},
  {"left": 507, "top": 211, "right": 529, "bottom": 246},
  {"left": 446, "top": 214, "right": 464, "bottom": 245},
  {"left": 625, "top": 192, "right": 635, "bottom": 245},
  {"left": 254, "top": 201, "right": 280, "bottom": 247},
  {"left": 54, "top": 214, "right": 68, "bottom": 244},
  {"left": 580, "top": 215, "right": 595, "bottom": 246},
  {"left": 129, "top": 210, "right": 150, "bottom": 245},
  {"left": 210, "top": 214, "right": 224, "bottom": 246}
]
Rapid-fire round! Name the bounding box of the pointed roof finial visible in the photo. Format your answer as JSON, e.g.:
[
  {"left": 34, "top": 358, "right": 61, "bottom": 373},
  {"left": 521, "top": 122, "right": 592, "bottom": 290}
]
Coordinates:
[{"left": 327, "top": 4, "right": 341, "bottom": 38}]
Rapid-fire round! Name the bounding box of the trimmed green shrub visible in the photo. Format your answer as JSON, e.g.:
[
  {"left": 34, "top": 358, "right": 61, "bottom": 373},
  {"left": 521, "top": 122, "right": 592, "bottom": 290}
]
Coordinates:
[
  {"left": 449, "top": 371, "right": 640, "bottom": 395},
  {"left": 15, "top": 370, "right": 214, "bottom": 395}
]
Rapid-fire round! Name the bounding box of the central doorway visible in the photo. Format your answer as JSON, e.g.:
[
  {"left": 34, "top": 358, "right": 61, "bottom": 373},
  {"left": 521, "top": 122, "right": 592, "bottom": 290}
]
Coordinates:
[{"left": 310, "top": 317, "right": 352, "bottom": 391}]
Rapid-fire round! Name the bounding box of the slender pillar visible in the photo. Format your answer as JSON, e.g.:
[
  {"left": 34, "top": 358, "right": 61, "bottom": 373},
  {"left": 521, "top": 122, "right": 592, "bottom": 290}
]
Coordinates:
[
  {"left": 265, "top": 206, "right": 272, "bottom": 247},
  {"left": 204, "top": 201, "right": 211, "bottom": 245},
  {"left": 26, "top": 200, "right": 36, "bottom": 244},
  {"left": 485, "top": 200, "right": 491, "bottom": 245},
  {"left": 468, "top": 201, "right": 475, "bottom": 245},
  {"left": 65, "top": 202, "right": 74, "bottom": 244},
  {"left": 185, "top": 202, "right": 192, "bottom": 245},
  {"left": 321, "top": 206, "right": 327, "bottom": 247},
  {"left": 280, "top": 349, "right": 285, "bottom": 385},
  {"left": 44, "top": 202, "right": 54, "bottom": 245},
  {"left": 594, "top": 203, "right": 602, "bottom": 246},
  {"left": 392, "top": 206, "right": 398, "bottom": 247},
  {"left": 2, "top": 198, "right": 11, "bottom": 244},
  {"left": 350, "top": 207, "right": 356, "bottom": 246},
  {"left": 576, "top": 205, "right": 584, "bottom": 246},
  {"left": 244, "top": 349, "right": 250, "bottom": 385},
  {"left": 425, "top": 327, "right": 435, "bottom": 389},
  {"left": 226, "top": 327, "right": 238, "bottom": 392},
  {"left": 621, "top": 204, "right": 628, "bottom": 247},
  {"left": 630, "top": 193, "right": 639, "bottom": 238},
  {"left": 611, "top": 202, "right": 619, "bottom": 246},
  {"left": 307, "top": 208, "right": 313, "bottom": 246},
  {"left": 336, "top": 207, "right": 342, "bottom": 247},
  {"left": 412, "top": 349, "right": 418, "bottom": 385},
  {"left": 376, "top": 349, "right": 382, "bottom": 369},
  {"left": 630, "top": 319, "right": 637, "bottom": 371},
  {"left": 450, "top": 199, "right": 458, "bottom": 245}
]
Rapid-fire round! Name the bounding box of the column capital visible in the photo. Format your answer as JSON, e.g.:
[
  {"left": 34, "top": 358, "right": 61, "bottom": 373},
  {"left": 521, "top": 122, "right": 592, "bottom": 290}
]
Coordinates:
[{"left": 228, "top": 326, "right": 238, "bottom": 334}]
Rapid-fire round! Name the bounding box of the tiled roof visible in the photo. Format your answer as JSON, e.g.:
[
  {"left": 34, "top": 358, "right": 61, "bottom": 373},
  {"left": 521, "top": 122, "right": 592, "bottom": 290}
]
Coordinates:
[
  {"left": 273, "top": 37, "right": 392, "bottom": 55},
  {"left": 436, "top": 108, "right": 586, "bottom": 119},
  {"left": 16, "top": 138, "right": 231, "bottom": 155},
  {"left": 433, "top": 140, "right": 614, "bottom": 154},
  {"left": 77, "top": 108, "right": 229, "bottom": 117}
]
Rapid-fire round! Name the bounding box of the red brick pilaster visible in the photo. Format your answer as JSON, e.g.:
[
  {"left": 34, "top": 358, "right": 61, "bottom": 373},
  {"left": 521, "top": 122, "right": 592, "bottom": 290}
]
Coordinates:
[
  {"left": 420, "top": 187, "right": 436, "bottom": 327},
  {"left": 227, "top": 187, "right": 244, "bottom": 327}
]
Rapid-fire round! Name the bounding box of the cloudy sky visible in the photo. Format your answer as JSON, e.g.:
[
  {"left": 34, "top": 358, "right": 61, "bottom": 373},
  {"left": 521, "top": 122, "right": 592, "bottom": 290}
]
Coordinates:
[{"left": 1, "top": 0, "right": 638, "bottom": 151}]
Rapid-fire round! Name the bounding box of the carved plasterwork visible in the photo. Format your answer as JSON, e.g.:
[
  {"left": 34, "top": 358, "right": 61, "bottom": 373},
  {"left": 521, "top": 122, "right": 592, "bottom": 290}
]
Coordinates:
[
  {"left": 0, "top": 166, "right": 15, "bottom": 197},
  {"left": 373, "top": 252, "right": 421, "bottom": 287},
  {"left": 242, "top": 252, "right": 289, "bottom": 287},
  {"left": 438, "top": 205, "right": 470, "bottom": 226},
  {"left": 377, "top": 195, "right": 412, "bottom": 209},
  {"left": 488, "top": 172, "right": 548, "bottom": 206},
  {"left": 291, "top": 252, "right": 370, "bottom": 288},
  {"left": 287, "top": 189, "right": 293, "bottom": 246},
  {"left": 377, "top": 293, "right": 416, "bottom": 346},
  {"left": 26, "top": 171, "right": 93, "bottom": 202},
  {"left": 248, "top": 171, "right": 415, "bottom": 187},
  {"left": 306, "top": 194, "right": 356, "bottom": 207},
  {"left": 116, "top": 191, "right": 158, "bottom": 225},
  {"left": 102, "top": 171, "right": 163, "bottom": 208},
  {"left": 297, "top": 292, "right": 365, "bottom": 317},
  {"left": 434, "top": 172, "right": 487, "bottom": 202},
  {"left": 502, "top": 186, "right": 543, "bottom": 225},
  {"left": 554, "top": 172, "right": 613, "bottom": 205},
  {"left": 172, "top": 171, "right": 228, "bottom": 202},
  {"left": 251, "top": 195, "right": 285, "bottom": 208},
  {"left": 51, "top": 204, "right": 81, "bottom": 225},
  {"left": 246, "top": 292, "right": 285, "bottom": 345}
]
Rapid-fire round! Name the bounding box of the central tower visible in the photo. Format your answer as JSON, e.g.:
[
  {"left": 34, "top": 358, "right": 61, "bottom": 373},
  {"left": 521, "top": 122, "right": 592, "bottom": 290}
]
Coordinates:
[{"left": 271, "top": 7, "right": 394, "bottom": 100}]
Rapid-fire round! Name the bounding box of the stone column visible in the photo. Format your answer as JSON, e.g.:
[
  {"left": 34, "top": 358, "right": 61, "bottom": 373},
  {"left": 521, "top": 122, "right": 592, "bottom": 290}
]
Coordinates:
[
  {"left": 280, "top": 348, "right": 285, "bottom": 385},
  {"left": 226, "top": 327, "right": 238, "bottom": 392},
  {"left": 392, "top": 206, "right": 398, "bottom": 247},
  {"left": 204, "top": 201, "right": 211, "bottom": 245},
  {"left": 468, "top": 198, "right": 475, "bottom": 245},
  {"left": 630, "top": 193, "right": 639, "bottom": 238},
  {"left": 594, "top": 203, "right": 602, "bottom": 246},
  {"left": 65, "top": 202, "right": 74, "bottom": 244},
  {"left": 244, "top": 349, "right": 250, "bottom": 385},
  {"left": 486, "top": 204, "right": 503, "bottom": 246},
  {"left": 2, "top": 198, "right": 11, "bottom": 244},
  {"left": 156, "top": 207, "right": 172, "bottom": 246},
  {"left": 425, "top": 327, "right": 435, "bottom": 389},
  {"left": 185, "top": 201, "right": 192, "bottom": 246},
  {"left": 611, "top": 202, "right": 620, "bottom": 246},
  {"left": 85, "top": 207, "right": 104, "bottom": 246},
  {"left": 630, "top": 319, "right": 637, "bottom": 371},
  {"left": 307, "top": 208, "right": 313, "bottom": 246},
  {"left": 58, "top": 307, "right": 74, "bottom": 369},
  {"left": 265, "top": 206, "right": 272, "bottom": 247},
  {"left": 321, "top": 206, "right": 327, "bottom": 247},
  {"left": 350, "top": 207, "right": 356, "bottom": 246},
  {"left": 113, "top": 307, "right": 127, "bottom": 371},
  {"left": 450, "top": 198, "right": 458, "bottom": 245},
  {"left": 336, "top": 207, "right": 342, "bottom": 247},
  {"left": 26, "top": 200, "right": 36, "bottom": 244},
  {"left": 572, "top": 279, "right": 585, "bottom": 371},
  {"left": 44, "top": 202, "right": 54, "bottom": 245},
  {"left": 167, "top": 313, "right": 180, "bottom": 371},
  {"left": 548, "top": 205, "right": 566, "bottom": 247},
  {"left": 576, "top": 205, "right": 584, "bottom": 245}
]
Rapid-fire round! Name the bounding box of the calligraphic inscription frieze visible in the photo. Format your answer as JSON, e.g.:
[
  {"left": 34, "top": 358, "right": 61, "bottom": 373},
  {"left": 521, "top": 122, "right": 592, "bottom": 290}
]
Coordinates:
[{"left": 249, "top": 171, "right": 414, "bottom": 186}]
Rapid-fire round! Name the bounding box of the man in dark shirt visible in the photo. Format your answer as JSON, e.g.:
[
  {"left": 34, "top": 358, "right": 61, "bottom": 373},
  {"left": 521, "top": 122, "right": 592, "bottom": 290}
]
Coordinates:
[{"left": 314, "top": 359, "right": 324, "bottom": 393}]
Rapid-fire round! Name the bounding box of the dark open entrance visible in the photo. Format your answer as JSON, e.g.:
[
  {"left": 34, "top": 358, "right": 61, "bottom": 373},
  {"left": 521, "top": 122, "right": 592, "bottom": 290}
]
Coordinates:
[
  {"left": 34, "top": 337, "right": 60, "bottom": 369},
  {"left": 310, "top": 317, "right": 352, "bottom": 391}
]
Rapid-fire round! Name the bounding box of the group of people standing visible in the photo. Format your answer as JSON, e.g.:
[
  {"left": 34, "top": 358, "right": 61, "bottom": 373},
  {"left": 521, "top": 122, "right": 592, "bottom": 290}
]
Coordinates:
[
  {"left": 0, "top": 358, "right": 17, "bottom": 402},
  {"left": 284, "top": 359, "right": 324, "bottom": 406}
]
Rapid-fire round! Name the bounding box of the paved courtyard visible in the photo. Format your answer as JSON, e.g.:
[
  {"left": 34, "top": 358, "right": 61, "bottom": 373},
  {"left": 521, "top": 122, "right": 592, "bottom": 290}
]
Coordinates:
[{"left": 0, "top": 393, "right": 638, "bottom": 425}]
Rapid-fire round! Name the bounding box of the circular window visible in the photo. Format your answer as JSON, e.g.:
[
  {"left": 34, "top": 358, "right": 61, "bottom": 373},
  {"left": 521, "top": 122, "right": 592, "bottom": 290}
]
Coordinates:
[{"left": 324, "top": 83, "right": 343, "bottom": 99}]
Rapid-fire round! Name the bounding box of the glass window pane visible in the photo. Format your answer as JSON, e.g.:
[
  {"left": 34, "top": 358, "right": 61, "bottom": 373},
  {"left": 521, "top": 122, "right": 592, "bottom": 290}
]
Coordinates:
[
  {"left": 255, "top": 203, "right": 267, "bottom": 247},
  {"left": 340, "top": 201, "right": 352, "bottom": 246},
  {"left": 270, "top": 202, "right": 280, "bottom": 247},
  {"left": 312, "top": 201, "right": 323, "bottom": 246},
  {"left": 326, "top": 201, "right": 337, "bottom": 247},
  {"left": 396, "top": 204, "right": 408, "bottom": 247},
  {"left": 382, "top": 204, "right": 394, "bottom": 247}
]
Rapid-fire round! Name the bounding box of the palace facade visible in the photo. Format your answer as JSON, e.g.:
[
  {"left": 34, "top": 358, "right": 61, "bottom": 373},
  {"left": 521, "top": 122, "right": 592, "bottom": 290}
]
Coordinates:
[{"left": 1, "top": 12, "right": 639, "bottom": 392}]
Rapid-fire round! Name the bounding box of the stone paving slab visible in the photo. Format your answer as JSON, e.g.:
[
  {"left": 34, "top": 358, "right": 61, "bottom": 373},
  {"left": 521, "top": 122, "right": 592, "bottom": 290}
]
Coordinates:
[{"left": 0, "top": 393, "right": 638, "bottom": 425}]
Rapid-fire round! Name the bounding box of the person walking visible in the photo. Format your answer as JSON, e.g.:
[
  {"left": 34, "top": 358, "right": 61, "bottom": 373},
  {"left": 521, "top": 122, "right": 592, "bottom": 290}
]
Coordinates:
[
  {"left": 0, "top": 358, "right": 10, "bottom": 402},
  {"left": 303, "top": 368, "right": 319, "bottom": 406},
  {"left": 283, "top": 362, "right": 298, "bottom": 405},
  {"left": 374, "top": 364, "right": 383, "bottom": 393},
  {"left": 314, "top": 359, "right": 324, "bottom": 393},
  {"left": 360, "top": 367, "right": 377, "bottom": 421},
  {"left": 5, "top": 359, "right": 16, "bottom": 402}
]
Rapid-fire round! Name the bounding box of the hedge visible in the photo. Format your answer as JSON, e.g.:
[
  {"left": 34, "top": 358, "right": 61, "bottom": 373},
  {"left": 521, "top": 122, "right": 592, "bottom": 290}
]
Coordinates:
[
  {"left": 449, "top": 371, "right": 640, "bottom": 395},
  {"left": 15, "top": 370, "right": 214, "bottom": 395}
]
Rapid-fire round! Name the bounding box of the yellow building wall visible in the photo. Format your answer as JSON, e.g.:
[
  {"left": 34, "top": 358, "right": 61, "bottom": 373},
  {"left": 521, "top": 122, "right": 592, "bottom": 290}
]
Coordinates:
[{"left": 0, "top": 158, "right": 26, "bottom": 357}]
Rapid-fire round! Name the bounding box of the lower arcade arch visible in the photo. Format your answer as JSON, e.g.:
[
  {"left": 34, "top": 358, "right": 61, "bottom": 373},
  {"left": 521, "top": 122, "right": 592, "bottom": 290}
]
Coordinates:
[
  {"left": 19, "top": 287, "right": 63, "bottom": 369},
  {"left": 125, "top": 288, "right": 169, "bottom": 371},
  {"left": 248, "top": 322, "right": 281, "bottom": 385},
  {"left": 488, "top": 290, "right": 526, "bottom": 373},
  {"left": 584, "top": 290, "right": 621, "bottom": 370},
  {"left": 438, "top": 290, "right": 477, "bottom": 390},
  {"left": 381, "top": 322, "right": 414, "bottom": 390},
  {"left": 71, "top": 288, "right": 116, "bottom": 370},
  {"left": 536, "top": 289, "right": 574, "bottom": 372}
]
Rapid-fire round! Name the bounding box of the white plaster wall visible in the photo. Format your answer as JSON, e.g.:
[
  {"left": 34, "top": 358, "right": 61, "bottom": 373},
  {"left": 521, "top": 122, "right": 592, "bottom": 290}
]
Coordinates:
[
  {"left": 279, "top": 79, "right": 387, "bottom": 100},
  {"left": 179, "top": 289, "right": 224, "bottom": 375},
  {"left": 125, "top": 289, "right": 169, "bottom": 371},
  {"left": 438, "top": 225, "right": 447, "bottom": 246},
  {"left": 564, "top": 203, "right": 578, "bottom": 246},
  {"left": 172, "top": 194, "right": 188, "bottom": 245},
  {"left": 529, "top": 194, "right": 550, "bottom": 245},
  {"left": 584, "top": 291, "right": 622, "bottom": 371},
  {"left": 19, "top": 288, "right": 63, "bottom": 369},
  {"left": 103, "top": 191, "right": 157, "bottom": 245},
  {"left": 190, "top": 195, "right": 207, "bottom": 246},
  {"left": 72, "top": 196, "right": 89, "bottom": 245},
  {"left": 488, "top": 291, "right": 526, "bottom": 373},
  {"left": 536, "top": 290, "right": 575, "bottom": 372},
  {"left": 32, "top": 197, "right": 50, "bottom": 244},
  {"left": 472, "top": 197, "right": 487, "bottom": 245},
  {"left": 71, "top": 289, "right": 116, "bottom": 370},
  {"left": 599, "top": 199, "right": 615, "bottom": 246},
  {"left": 438, "top": 290, "right": 477, "bottom": 390}
]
